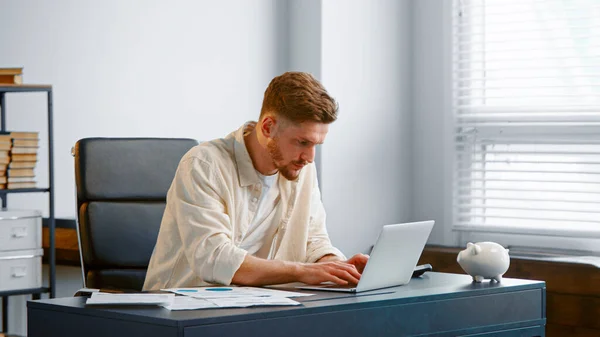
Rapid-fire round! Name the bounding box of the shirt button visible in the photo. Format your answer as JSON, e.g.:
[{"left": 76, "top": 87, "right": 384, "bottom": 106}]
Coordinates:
[{"left": 252, "top": 197, "right": 258, "bottom": 203}]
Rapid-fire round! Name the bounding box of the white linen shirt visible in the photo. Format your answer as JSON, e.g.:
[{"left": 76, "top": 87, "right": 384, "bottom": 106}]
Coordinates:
[{"left": 142, "top": 123, "right": 344, "bottom": 290}]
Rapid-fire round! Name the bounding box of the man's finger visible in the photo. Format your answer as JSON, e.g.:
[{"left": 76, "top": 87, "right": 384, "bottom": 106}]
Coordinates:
[
  {"left": 325, "top": 274, "right": 348, "bottom": 285},
  {"left": 331, "top": 269, "right": 359, "bottom": 285},
  {"left": 338, "top": 263, "right": 361, "bottom": 279}
]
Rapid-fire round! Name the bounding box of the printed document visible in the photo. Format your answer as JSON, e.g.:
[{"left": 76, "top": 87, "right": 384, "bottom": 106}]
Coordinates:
[
  {"left": 85, "top": 292, "right": 175, "bottom": 306},
  {"left": 162, "top": 286, "right": 313, "bottom": 299}
]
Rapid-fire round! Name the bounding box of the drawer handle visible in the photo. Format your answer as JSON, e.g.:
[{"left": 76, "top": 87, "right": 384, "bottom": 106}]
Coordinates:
[
  {"left": 11, "top": 228, "right": 28, "bottom": 238},
  {"left": 11, "top": 267, "right": 27, "bottom": 278}
]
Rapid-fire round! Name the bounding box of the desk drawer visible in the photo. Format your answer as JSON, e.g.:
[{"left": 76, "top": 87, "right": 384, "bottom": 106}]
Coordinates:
[
  {"left": 0, "top": 249, "right": 43, "bottom": 291},
  {"left": 0, "top": 210, "right": 42, "bottom": 251}
]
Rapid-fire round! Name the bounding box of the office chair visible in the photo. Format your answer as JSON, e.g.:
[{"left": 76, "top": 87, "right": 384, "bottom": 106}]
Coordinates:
[{"left": 73, "top": 138, "right": 198, "bottom": 291}]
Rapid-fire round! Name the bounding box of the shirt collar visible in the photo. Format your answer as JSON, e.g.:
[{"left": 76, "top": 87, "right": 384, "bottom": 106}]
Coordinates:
[{"left": 234, "top": 122, "right": 262, "bottom": 187}]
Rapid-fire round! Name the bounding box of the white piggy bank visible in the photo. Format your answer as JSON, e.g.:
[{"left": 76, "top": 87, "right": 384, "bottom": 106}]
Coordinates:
[{"left": 457, "top": 242, "right": 510, "bottom": 283}]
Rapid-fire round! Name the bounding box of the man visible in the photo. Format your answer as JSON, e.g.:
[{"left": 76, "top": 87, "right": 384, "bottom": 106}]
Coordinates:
[{"left": 143, "top": 72, "right": 368, "bottom": 290}]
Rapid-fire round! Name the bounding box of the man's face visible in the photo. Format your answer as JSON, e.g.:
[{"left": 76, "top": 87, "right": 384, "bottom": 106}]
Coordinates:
[{"left": 266, "top": 120, "right": 329, "bottom": 180}]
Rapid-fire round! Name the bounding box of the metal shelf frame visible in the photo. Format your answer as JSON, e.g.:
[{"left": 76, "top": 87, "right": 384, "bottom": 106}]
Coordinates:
[{"left": 0, "top": 85, "right": 55, "bottom": 334}]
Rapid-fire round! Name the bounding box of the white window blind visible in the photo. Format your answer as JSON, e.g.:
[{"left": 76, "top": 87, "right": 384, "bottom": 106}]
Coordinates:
[{"left": 453, "top": 0, "right": 600, "bottom": 237}]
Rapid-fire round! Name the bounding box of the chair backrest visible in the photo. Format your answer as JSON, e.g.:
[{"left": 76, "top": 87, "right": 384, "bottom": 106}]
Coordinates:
[{"left": 73, "top": 138, "right": 198, "bottom": 291}]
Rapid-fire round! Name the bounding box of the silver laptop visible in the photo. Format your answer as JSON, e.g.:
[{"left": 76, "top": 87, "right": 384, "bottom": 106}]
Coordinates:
[{"left": 297, "top": 220, "right": 435, "bottom": 293}]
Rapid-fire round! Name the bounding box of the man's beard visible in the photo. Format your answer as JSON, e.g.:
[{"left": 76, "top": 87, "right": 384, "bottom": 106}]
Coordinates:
[{"left": 267, "top": 137, "right": 307, "bottom": 181}]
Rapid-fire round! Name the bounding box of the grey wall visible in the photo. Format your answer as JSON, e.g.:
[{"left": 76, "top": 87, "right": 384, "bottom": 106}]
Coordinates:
[
  {"left": 321, "top": 0, "right": 413, "bottom": 255},
  {"left": 287, "top": 0, "right": 324, "bottom": 181},
  {"left": 410, "top": 0, "right": 455, "bottom": 245},
  {"left": 288, "top": 0, "right": 322, "bottom": 77}
]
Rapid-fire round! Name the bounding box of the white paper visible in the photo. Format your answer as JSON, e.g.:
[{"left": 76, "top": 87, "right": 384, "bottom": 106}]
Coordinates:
[
  {"left": 211, "top": 296, "right": 301, "bottom": 308},
  {"left": 162, "top": 296, "right": 218, "bottom": 310},
  {"left": 163, "top": 296, "right": 301, "bottom": 310},
  {"left": 85, "top": 292, "right": 175, "bottom": 306},
  {"left": 162, "top": 286, "right": 313, "bottom": 299}
]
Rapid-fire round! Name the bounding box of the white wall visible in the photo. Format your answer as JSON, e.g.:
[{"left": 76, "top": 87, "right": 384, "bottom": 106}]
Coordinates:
[
  {"left": 0, "top": 0, "right": 417, "bottom": 259},
  {"left": 0, "top": 1, "right": 288, "bottom": 334},
  {"left": 321, "top": 0, "right": 413, "bottom": 255},
  {"left": 1, "top": 0, "right": 420, "bottom": 333},
  {"left": 0, "top": 0, "right": 288, "bottom": 220}
]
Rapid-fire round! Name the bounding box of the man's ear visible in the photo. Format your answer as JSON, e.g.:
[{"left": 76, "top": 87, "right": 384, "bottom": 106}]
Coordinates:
[{"left": 260, "top": 116, "right": 277, "bottom": 138}]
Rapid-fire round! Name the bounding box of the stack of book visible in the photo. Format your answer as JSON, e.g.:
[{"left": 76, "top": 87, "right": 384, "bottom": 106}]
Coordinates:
[
  {"left": 0, "top": 67, "right": 23, "bottom": 85},
  {"left": 0, "top": 134, "right": 10, "bottom": 188},
  {"left": 5, "top": 131, "right": 39, "bottom": 189}
]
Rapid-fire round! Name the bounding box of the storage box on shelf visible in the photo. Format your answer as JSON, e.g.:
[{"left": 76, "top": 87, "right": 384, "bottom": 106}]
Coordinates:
[{"left": 0, "top": 210, "right": 42, "bottom": 292}]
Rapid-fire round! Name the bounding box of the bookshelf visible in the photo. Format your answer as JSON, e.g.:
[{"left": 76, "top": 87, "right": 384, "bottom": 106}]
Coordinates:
[{"left": 0, "top": 85, "right": 55, "bottom": 335}]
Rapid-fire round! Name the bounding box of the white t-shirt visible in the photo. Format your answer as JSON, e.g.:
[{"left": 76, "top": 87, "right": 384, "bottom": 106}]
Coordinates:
[{"left": 239, "top": 171, "right": 280, "bottom": 258}]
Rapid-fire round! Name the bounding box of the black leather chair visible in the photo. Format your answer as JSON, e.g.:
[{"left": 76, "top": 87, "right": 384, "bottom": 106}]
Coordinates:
[{"left": 73, "top": 138, "right": 198, "bottom": 291}]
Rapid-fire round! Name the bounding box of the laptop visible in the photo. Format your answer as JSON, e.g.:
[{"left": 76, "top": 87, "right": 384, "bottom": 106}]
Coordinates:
[{"left": 297, "top": 220, "right": 435, "bottom": 293}]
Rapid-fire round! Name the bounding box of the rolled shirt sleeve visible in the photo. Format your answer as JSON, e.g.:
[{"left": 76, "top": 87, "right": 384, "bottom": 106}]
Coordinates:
[{"left": 170, "top": 157, "right": 247, "bottom": 285}]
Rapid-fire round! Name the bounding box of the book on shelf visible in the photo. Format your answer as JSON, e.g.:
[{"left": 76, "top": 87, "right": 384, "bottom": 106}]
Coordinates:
[
  {"left": 0, "top": 176, "right": 6, "bottom": 184},
  {"left": 0, "top": 67, "right": 23, "bottom": 86},
  {"left": 8, "top": 161, "right": 36, "bottom": 169},
  {"left": 11, "top": 147, "right": 38, "bottom": 154},
  {"left": 13, "top": 138, "right": 39, "bottom": 147},
  {"left": 0, "top": 132, "right": 40, "bottom": 140},
  {"left": 10, "top": 153, "right": 37, "bottom": 162},
  {"left": 7, "top": 177, "right": 35, "bottom": 183},
  {"left": 0, "top": 142, "right": 11, "bottom": 150},
  {"left": 7, "top": 168, "right": 34, "bottom": 177},
  {"left": 0, "top": 67, "right": 23, "bottom": 75},
  {"left": 0, "top": 74, "right": 23, "bottom": 85},
  {"left": 0, "top": 132, "right": 41, "bottom": 179},
  {"left": 7, "top": 181, "right": 36, "bottom": 189},
  {"left": 11, "top": 131, "right": 39, "bottom": 139}
]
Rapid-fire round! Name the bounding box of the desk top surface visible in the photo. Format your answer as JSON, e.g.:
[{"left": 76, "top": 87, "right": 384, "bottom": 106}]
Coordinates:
[{"left": 28, "top": 272, "right": 545, "bottom": 328}]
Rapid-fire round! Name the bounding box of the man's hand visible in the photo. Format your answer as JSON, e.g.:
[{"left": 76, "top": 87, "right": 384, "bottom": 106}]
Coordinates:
[
  {"left": 231, "top": 254, "right": 369, "bottom": 287},
  {"left": 296, "top": 261, "right": 361, "bottom": 285},
  {"left": 346, "top": 253, "right": 369, "bottom": 273}
]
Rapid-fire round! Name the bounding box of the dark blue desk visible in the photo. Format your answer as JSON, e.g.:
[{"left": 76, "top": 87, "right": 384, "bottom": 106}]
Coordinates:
[{"left": 27, "top": 272, "right": 546, "bottom": 337}]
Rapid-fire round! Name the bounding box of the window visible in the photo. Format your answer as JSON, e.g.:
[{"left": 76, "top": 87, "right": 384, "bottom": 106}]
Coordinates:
[{"left": 452, "top": 0, "right": 600, "bottom": 240}]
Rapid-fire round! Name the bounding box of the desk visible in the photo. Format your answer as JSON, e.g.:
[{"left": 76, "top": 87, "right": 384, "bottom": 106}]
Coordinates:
[{"left": 27, "top": 272, "right": 546, "bottom": 337}]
